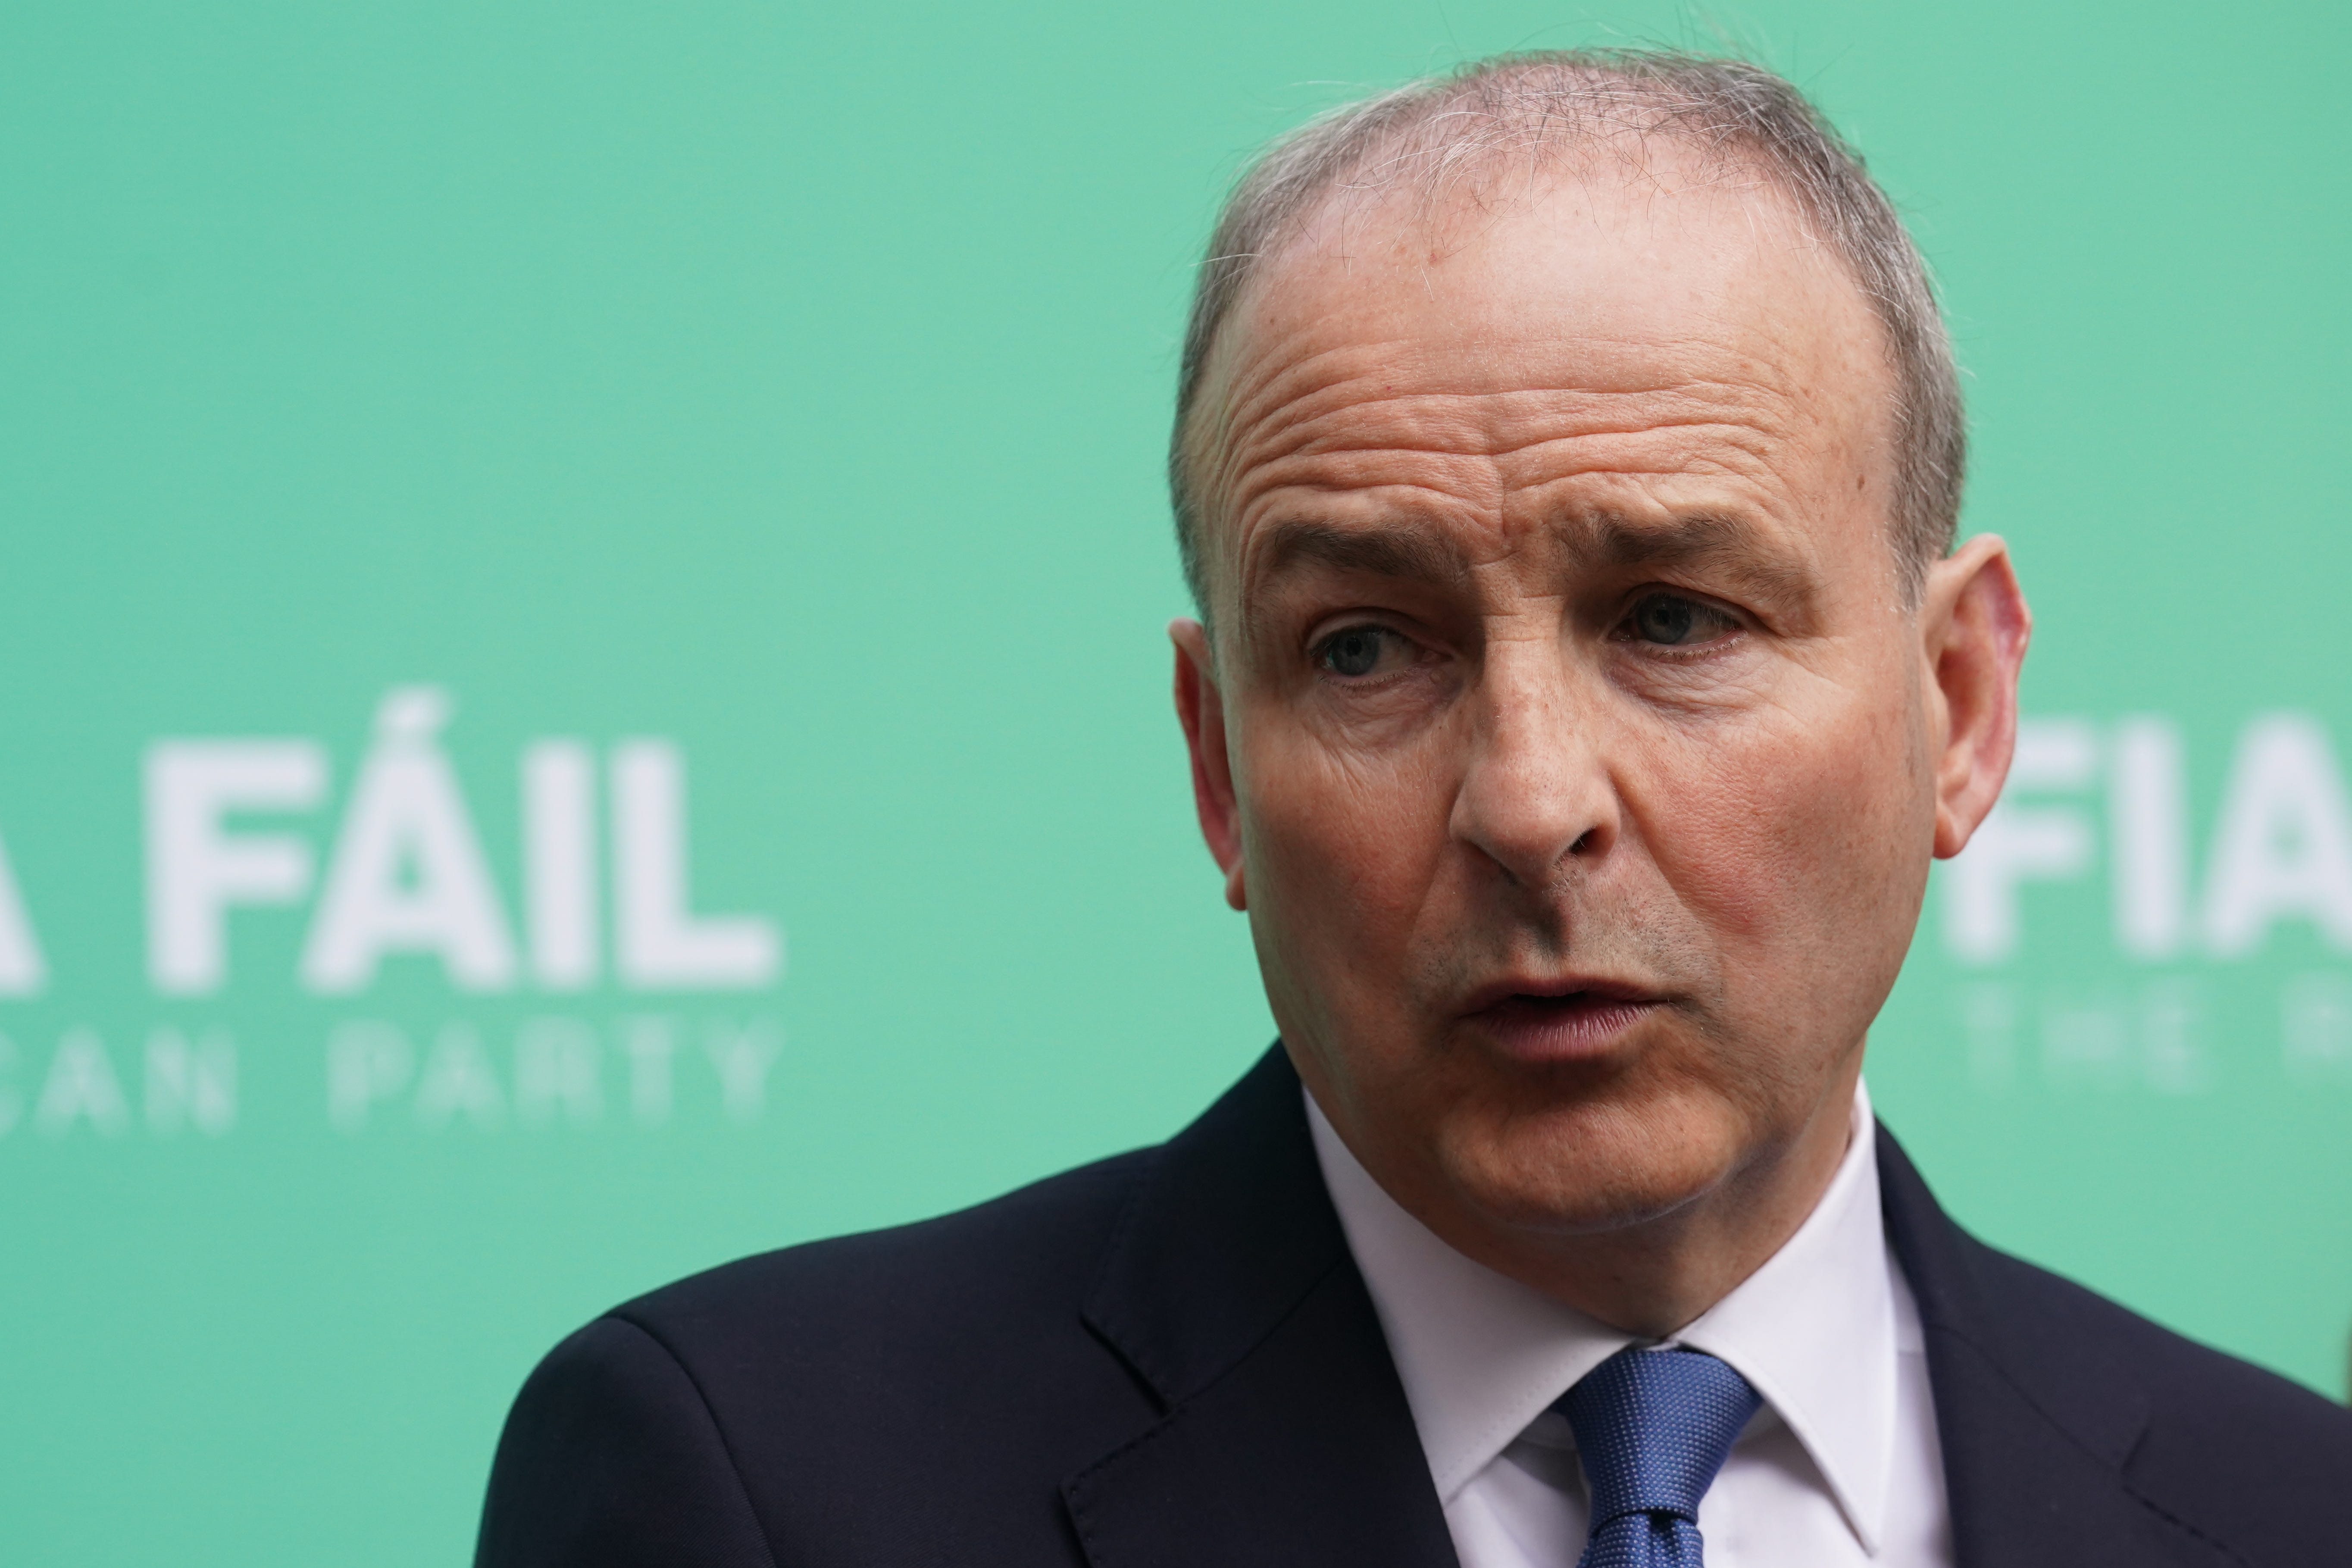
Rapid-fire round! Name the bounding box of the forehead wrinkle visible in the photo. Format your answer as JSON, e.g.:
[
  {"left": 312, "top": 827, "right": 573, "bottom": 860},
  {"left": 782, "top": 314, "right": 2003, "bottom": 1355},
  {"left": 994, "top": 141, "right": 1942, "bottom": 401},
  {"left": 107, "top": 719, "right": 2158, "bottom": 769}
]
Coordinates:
[
  {"left": 1232, "top": 394, "right": 1792, "bottom": 543},
  {"left": 1220, "top": 324, "right": 1806, "bottom": 487},
  {"left": 1228, "top": 381, "right": 1791, "bottom": 501},
  {"left": 1232, "top": 454, "right": 1501, "bottom": 542},
  {"left": 1217, "top": 367, "right": 1514, "bottom": 556},
  {"left": 1198, "top": 338, "right": 1423, "bottom": 566},
  {"left": 1491, "top": 420, "right": 1787, "bottom": 503},
  {"left": 1222, "top": 396, "right": 1805, "bottom": 607},
  {"left": 1482, "top": 375, "right": 1814, "bottom": 500},
  {"left": 1210, "top": 345, "right": 1445, "bottom": 507},
  {"left": 1189, "top": 167, "right": 1887, "bottom": 616}
]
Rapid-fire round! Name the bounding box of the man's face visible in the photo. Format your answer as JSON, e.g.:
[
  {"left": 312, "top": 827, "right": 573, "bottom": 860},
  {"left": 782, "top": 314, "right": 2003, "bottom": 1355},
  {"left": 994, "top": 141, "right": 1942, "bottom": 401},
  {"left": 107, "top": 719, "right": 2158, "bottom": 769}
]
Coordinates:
[{"left": 1185, "top": 156, "right": 1951, "bottom": 1247}]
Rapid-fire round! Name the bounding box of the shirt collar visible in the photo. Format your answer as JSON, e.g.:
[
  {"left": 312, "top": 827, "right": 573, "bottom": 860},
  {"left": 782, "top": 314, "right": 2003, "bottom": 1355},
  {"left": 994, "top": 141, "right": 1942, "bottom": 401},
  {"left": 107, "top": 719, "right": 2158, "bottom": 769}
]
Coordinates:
[{"left": 1307, "top": 1081, "right": 1898, "bottom": 1553}]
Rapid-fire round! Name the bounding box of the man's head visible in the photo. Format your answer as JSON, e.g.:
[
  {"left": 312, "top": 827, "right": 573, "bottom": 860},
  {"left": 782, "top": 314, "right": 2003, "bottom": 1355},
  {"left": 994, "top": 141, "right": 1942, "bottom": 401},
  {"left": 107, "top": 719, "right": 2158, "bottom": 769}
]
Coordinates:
[
  {"left": 1168, "top": 52, "right": 2030, "bottom": 1330},
  {"left": 1171, "top": 52, "right": 1966, "bottom": 615}
]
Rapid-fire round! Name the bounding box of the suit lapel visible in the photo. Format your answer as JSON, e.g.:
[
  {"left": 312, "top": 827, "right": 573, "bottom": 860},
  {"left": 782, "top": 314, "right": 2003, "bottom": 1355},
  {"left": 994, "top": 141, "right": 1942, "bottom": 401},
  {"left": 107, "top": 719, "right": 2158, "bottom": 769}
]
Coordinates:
[
  {"left": 1876, "top": 1127, "right": 2231, "bottom": 1568},
  {"left": 1073, "top": 1062, "right": 2239, "bottom": 1568},
  {"left": 1063, "top": 1047, "right": 1457, "bottom": 1568}
]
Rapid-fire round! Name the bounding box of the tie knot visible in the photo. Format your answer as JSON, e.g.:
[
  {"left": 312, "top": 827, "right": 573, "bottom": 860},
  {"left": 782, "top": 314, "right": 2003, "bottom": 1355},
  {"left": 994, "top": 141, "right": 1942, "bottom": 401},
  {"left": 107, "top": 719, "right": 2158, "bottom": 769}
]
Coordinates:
[{"left": 1557, "top": 1347, "right": 1760, "bottom": 1527}]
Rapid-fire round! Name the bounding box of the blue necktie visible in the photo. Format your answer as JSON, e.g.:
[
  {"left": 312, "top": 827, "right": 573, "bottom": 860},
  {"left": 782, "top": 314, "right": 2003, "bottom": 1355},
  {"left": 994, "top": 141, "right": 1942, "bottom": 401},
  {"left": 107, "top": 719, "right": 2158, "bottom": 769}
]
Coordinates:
[{"left": 1556, "top": 1346, "right": 1761, "bottom": 1568}]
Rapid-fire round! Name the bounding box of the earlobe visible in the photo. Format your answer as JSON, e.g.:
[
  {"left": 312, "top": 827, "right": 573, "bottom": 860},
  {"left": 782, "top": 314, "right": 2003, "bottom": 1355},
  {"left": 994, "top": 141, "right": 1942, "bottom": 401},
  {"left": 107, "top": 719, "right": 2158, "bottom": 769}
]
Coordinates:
[
  {"left": 1171, "top": 619, "right": 1248, "bottom": 909},
  {"left": 1924, "top": 536, "right": 2033, "bottom": 858}
]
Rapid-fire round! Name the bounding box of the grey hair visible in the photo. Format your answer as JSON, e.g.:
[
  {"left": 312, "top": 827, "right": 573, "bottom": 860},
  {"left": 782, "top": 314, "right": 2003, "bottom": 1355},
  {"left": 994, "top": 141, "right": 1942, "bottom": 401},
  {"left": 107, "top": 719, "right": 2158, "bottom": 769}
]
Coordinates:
[{"left": 1168, "top": 49, "right": 1964, "bottom": 610}]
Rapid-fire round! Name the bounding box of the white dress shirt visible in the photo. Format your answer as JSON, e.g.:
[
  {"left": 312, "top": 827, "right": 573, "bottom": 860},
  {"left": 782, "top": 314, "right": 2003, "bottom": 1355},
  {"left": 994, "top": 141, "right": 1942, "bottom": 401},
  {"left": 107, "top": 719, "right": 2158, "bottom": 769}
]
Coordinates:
[{"left": 1307, "top": 1081, "right": 1952, "bottom": 1568}]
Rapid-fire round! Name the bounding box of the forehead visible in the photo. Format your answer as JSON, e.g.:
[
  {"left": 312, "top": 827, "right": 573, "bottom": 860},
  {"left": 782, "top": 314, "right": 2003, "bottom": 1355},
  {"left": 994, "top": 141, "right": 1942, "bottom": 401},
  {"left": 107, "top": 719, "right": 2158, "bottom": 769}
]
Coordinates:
[{"left": 1189, "top": 150, "right": 1895, "bottom": 599}]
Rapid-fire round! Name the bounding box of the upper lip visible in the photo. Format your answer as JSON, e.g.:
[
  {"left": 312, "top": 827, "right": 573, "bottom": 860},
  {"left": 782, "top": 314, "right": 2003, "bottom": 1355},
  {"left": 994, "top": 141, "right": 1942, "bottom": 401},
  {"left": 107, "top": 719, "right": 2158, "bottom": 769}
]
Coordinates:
[{"left": 1457, "top": 974, "right": 1667, "bottom": 1015}]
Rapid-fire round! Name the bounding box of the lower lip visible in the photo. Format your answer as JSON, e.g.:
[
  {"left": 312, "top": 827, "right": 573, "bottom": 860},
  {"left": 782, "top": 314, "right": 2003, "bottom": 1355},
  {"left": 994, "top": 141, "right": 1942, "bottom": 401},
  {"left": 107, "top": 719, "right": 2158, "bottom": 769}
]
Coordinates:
[{"left": 1468, "top": 995, "right": 1659, "bottom": 1062}]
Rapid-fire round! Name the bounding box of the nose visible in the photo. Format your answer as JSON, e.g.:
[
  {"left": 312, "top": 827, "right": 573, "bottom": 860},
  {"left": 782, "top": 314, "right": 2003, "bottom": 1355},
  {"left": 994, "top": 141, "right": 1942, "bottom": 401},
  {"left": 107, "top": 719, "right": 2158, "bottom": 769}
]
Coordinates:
[{"left": 1448, "top": 648, "right": 1619, "bottom": 891}]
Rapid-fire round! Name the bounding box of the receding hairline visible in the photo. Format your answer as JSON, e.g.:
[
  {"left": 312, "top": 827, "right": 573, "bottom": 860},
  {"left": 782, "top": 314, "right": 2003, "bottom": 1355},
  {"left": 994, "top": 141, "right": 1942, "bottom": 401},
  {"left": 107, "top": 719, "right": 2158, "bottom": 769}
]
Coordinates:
[
  {"left": 1182, "top": 137, "right": 1889, "bottom": 579},
  {"left": 1167, "top": 50, "right": 1966, "bottom": 621}
]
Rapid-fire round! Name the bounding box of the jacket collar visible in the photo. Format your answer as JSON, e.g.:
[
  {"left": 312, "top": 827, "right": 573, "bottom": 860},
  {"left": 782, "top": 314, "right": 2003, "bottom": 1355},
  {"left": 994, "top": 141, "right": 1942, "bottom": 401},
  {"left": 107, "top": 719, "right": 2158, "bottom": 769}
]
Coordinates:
[
  {"left": 1874, "top": 1127, "right": 2224, "bottom": 1567},
  {"left": 1063, "top": 1045, "right": 1458, "bottom": 1568}
]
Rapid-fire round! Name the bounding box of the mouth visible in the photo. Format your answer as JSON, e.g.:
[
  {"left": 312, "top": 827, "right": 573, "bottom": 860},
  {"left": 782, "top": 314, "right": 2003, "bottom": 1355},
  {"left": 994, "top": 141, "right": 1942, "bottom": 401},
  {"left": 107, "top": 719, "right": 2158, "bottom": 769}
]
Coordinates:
[{"left": 1460, "top": 978, "right": 1665, "bottom": 1062}]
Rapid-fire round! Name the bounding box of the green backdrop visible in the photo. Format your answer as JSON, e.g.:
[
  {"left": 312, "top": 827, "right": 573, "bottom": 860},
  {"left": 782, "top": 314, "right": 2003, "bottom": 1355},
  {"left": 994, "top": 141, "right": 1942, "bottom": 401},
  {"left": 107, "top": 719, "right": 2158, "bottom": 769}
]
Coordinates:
[{"left": 3, "top": 2, "right": 2346, "bottom": 1562}]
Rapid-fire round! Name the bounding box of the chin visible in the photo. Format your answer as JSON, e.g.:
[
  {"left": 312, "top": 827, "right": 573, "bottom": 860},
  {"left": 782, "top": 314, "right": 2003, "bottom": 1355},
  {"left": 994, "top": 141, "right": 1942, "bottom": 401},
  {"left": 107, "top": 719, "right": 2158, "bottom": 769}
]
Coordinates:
[{"left": 1433, "top": 1088, "right": 1747, "bottom": 1236}]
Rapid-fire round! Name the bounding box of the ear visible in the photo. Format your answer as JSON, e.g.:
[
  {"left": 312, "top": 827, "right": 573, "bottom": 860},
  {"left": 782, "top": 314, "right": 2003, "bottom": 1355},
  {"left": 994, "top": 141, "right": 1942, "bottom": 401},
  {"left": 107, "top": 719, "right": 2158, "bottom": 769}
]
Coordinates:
[
  {"left": 1171, "top": 618, "right": 1248, "bottom": 910},
  {"left": 1920, "top": 535, "right": 2033, "bottom": 858}
]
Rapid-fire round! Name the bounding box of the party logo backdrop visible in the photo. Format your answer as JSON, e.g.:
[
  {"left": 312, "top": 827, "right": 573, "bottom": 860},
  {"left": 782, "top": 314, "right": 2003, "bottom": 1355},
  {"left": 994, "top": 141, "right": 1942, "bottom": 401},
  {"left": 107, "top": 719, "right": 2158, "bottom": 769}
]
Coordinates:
[{"left": 3, "top": 2, "right": 2345, "bottom": 1564}]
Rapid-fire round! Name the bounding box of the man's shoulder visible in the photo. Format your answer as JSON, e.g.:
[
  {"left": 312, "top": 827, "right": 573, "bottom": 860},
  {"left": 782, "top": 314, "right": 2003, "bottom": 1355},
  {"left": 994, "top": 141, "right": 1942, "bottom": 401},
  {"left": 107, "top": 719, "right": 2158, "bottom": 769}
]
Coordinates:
[
  {"left": 1967, "top": 1233, "right": 2352, "bottom": 1473},
  {"left": 479, "top": 1146, "right": 1175, "bottom": 1568},
  {"left": 1904, "top": 1180, "right": 2352, "bottom": 1562},
  {"left": 608, "top": 1144, "right": 1156, "bottom": 1365}
]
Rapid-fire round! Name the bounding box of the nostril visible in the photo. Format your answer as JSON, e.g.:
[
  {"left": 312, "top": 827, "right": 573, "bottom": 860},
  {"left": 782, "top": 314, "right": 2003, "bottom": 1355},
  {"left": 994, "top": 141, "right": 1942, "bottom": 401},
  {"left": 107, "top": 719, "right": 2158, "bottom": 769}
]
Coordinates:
[{"left": 1569, "top": 829, "right": 1598, "bottom": 856}]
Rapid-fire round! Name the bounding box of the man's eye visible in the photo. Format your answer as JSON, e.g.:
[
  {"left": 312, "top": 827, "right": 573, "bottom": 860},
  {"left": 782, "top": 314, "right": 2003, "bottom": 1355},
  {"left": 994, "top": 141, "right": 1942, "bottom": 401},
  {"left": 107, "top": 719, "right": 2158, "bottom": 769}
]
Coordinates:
[
  {"left": 1317, "top": 626, "right": 1402, "bottom": 678},
  {"left": 1625, "top": 593, "right": 1739, "bottom": 647}
]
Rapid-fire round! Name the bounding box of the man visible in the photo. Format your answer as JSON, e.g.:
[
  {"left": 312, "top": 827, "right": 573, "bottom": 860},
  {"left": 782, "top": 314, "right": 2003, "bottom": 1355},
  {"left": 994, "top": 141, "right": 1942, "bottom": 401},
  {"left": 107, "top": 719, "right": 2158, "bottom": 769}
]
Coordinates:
[{"left": 477, "top": 51, "right": 2352, "bottom": 1568}]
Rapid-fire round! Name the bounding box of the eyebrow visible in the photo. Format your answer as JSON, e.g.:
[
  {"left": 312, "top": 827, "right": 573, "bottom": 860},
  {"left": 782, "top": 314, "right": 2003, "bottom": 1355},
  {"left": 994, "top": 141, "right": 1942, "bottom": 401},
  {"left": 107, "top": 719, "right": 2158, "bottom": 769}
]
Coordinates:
[
  {"left": 1575, "top": 510, "right": 1819, "bottom": 611},
  {"left": 1238, "top": 507, "right": 1823, "bottom": 626},
  {"left": 1247, "top": 518, "right": 1469, "bottom": 591}
]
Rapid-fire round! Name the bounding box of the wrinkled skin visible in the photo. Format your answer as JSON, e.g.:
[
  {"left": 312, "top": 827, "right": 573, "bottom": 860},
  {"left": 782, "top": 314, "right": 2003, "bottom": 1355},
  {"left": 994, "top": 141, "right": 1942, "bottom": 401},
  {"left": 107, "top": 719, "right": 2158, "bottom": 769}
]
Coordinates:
[{"left": 1172, "top": 151, "right": 2030, "bottom": 1334}]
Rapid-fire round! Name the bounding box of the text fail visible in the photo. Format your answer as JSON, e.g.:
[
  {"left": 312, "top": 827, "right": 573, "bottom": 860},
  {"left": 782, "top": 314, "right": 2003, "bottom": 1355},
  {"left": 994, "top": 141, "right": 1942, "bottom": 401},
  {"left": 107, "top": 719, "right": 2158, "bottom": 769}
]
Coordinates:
[{"left": 0, "top": 685, "right": 784, "bottom": 1000}]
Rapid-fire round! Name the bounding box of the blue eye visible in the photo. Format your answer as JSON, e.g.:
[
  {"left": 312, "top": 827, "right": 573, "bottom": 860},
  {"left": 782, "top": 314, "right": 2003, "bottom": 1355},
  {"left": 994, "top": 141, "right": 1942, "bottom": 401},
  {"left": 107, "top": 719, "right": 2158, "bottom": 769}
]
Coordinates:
[
  {"left": 1319, "top": 626, "right": 1393, "bottom": 677},
  {"left": 1628, "top": 594, "right": 1736, "bottom": 647}
]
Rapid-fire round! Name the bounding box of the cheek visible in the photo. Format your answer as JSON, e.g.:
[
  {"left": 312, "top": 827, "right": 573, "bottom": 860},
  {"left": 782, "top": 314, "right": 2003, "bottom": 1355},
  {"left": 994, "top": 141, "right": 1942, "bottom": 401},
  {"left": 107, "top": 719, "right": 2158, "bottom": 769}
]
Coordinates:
[
  {"left": 1641, "top": 679, "right": 1928, "bottom": 971},
  {"left": 1237, "top": 721, "right": 1454, "bottom": 980}
]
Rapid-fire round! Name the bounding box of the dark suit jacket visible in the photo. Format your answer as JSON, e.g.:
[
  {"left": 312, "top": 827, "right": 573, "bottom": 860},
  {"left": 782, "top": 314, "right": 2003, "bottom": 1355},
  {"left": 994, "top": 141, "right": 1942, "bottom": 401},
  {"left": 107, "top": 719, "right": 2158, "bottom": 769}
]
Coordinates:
[{"left": 477, "top": 1047, "right": 2352, "bottom": 1567}]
